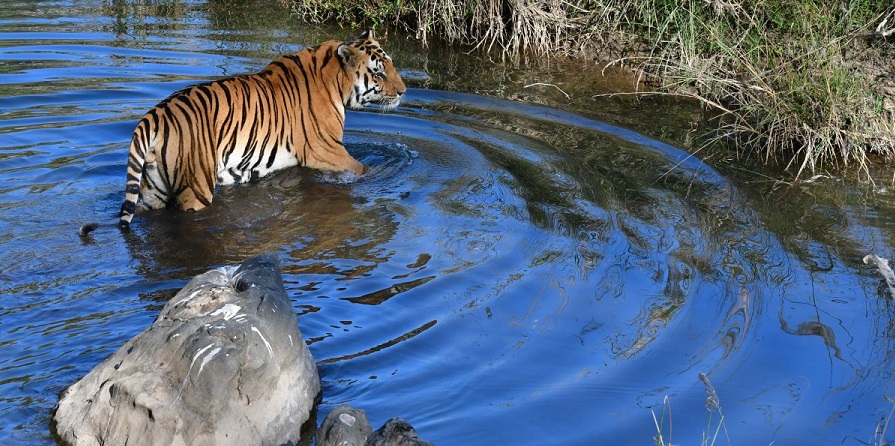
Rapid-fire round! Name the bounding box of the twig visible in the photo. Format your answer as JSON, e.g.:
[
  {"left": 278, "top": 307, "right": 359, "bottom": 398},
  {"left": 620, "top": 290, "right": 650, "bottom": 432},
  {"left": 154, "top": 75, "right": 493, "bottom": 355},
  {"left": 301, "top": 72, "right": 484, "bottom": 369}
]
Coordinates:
[
  {"left": 592, "top": 91, "right": 752, "bottom": 131},
  {"left": 523, "top": 82, "right": 570, "bottom": 99},
  {"left": 876, "top": 11, "right": 895, "bottom": 37}
]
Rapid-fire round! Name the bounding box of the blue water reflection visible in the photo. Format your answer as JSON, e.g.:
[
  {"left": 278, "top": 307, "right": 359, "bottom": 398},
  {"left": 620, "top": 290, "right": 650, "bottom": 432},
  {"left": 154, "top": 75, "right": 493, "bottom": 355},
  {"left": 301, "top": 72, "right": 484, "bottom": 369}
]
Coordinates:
[{"left": 1, "top": 1, "right": 894, "bottom": 445}]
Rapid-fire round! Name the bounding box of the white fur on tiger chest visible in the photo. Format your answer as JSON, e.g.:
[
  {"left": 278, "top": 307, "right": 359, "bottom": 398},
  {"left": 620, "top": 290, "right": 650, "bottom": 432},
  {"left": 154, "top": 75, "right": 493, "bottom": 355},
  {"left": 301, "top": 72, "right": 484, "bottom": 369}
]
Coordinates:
[{"left": 216, "top": 143, "right": 299, "bottom": 185}]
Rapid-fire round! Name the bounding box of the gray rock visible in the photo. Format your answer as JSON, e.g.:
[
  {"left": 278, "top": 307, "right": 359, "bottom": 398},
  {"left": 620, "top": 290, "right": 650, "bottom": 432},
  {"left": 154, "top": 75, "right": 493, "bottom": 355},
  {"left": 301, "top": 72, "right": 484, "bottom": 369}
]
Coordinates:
[
  {"left": 316, "top": 405, "right": 433, "bottom": 446},
  {"left": 53, "top": 253, "right": 320, "bottom": 446},
  {"left": 367, "top": 418, "right": 434, "bottom": 446},
  {"left": 316, "top": 405, "right": 373, "bottom": 446}
]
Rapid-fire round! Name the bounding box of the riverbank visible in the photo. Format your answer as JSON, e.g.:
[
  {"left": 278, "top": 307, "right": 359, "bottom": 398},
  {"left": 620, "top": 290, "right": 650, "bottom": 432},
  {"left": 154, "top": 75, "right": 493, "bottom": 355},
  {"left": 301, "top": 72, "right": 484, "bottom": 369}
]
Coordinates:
[{"left": 285, "top": 0, "right": 895, "bottom": 181}]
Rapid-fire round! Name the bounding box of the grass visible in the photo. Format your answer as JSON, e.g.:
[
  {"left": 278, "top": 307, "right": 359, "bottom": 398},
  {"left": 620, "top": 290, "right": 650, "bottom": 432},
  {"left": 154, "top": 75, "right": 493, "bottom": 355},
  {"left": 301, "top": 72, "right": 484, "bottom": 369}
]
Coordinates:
[
  {"left": 611, "top": 0, "right": 895, "bottom": 180},
  {"left": 872, "top": 397, "right": 895, "bottom": 446},
  {"left": 653, "top": 372, "right": 729, "bottom": 446},
  {"left": 654, "top": 375, "right": 895, "bottom": 445},
  {"left": 283, "top": 0, "right": 894, "bottom": 181}
]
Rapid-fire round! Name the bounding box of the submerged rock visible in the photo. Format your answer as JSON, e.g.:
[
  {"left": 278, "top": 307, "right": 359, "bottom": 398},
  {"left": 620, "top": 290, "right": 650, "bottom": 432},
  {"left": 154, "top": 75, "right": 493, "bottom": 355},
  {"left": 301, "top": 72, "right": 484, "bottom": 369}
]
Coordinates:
[
  {"left": 317, "top": 405, "right": 373, "bottom": 446},
  {"left": 53, "top": 253, "right": 320, "bottom": 446},
  {"left": 317, "top": 405, "right": 434, "bottom": 446},
  {"left": 367, "top": 418, "right": 435, "bottom": 446}
]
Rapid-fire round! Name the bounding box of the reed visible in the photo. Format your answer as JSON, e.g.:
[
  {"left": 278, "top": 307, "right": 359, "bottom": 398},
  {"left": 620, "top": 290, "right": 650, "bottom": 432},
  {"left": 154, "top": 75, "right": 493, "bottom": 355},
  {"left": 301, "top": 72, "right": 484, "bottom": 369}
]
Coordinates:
[{"left": 652, "top": 372, "right": 728, "bottom": 446}]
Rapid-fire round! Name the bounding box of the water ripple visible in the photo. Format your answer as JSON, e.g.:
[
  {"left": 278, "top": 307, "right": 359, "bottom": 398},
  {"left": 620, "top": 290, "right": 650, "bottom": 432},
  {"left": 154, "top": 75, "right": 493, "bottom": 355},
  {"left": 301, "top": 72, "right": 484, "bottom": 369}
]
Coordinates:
[{"left": 1, "top": 1, "right": 894, "bottom": 445}]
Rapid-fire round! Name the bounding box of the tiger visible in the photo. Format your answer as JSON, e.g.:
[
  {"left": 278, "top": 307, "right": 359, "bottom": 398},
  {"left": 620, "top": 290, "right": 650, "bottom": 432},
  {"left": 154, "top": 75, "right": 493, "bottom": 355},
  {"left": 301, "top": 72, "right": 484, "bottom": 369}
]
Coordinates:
[{"left": 106, "top": 30, "right": 405, "bottom": 232}]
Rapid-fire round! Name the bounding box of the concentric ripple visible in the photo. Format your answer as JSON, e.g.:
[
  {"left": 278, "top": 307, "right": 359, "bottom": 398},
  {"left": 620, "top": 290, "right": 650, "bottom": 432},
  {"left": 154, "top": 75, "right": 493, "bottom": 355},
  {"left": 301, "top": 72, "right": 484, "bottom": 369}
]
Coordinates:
[{"left": 2, "top": 1, "right": 895, "bottom": 445}]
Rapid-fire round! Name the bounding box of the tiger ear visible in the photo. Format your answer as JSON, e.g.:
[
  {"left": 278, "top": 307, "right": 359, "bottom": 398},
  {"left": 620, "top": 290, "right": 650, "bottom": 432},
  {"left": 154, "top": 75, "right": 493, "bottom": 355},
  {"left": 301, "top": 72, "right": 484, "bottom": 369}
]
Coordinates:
[
  {"left": 360, "top": 29, "right": 374, "bottom": 41},
  {"left": 338, "top": 43, "right": 361, "bottom": 68}
]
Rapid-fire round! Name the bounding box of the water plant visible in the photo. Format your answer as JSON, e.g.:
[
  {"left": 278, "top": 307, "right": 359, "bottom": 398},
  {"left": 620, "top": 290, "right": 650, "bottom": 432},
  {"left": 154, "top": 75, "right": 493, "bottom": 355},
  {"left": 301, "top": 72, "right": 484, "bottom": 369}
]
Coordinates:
[
  {"left": 652, "top": 372, "right": 729, "bottom": 446},
  {"left": 872, "top": 397, "right": 895, "bottom": 446}
]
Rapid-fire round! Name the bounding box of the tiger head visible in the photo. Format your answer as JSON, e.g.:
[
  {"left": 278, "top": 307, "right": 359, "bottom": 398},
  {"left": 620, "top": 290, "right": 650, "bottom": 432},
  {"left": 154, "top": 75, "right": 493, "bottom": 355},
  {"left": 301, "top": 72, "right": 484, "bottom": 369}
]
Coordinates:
[{"left": 339, "top": 30, "right": 406, "bottom": 111}]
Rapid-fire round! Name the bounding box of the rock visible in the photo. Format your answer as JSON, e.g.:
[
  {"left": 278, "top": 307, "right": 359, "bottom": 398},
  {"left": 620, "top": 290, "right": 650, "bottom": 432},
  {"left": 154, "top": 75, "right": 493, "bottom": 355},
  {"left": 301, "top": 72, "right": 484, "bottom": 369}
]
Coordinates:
[
  {"left": 317, "top": 405, "right": 434, "bottom": 446},
  {"left": 316, "top": 405, "right": 373, "bottom": 446},
  {"left": 53, "top": 253, "right": 320, "bottom": 446},
  {"left": 367, "top": 418, "right": 434, "bottom": 446}
]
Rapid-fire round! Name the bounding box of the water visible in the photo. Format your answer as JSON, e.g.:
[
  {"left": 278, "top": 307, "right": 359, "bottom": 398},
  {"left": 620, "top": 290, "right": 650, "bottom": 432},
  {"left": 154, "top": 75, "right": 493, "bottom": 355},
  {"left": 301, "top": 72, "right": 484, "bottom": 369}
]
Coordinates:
[{"left": 2, "top": 1, "right": 895, "bottom": 444}]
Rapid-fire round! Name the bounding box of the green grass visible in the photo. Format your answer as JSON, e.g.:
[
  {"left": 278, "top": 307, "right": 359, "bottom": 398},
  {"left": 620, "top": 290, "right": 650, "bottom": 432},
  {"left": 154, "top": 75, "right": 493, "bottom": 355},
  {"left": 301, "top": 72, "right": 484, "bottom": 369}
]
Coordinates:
[
  {"left": 618, "top": 0, "right": 894, "bottom": 179},
  {"left": 284, "top": 0, "right": 895, "bottom": 181}
]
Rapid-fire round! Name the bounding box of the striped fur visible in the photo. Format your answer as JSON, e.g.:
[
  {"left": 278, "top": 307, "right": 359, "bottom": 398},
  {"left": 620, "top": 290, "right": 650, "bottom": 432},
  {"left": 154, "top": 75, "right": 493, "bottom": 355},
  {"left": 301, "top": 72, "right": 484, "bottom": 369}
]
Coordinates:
[{"left": 117, "top": 30, "right": 405, "bottom": 230}]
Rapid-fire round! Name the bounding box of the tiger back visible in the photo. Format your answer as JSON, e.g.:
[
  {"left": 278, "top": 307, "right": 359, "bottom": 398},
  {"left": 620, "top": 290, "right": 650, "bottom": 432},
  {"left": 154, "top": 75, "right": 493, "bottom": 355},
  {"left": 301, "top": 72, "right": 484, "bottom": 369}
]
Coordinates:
[{"left": 116, "top": 30, "right": 405, "bottom": 230}]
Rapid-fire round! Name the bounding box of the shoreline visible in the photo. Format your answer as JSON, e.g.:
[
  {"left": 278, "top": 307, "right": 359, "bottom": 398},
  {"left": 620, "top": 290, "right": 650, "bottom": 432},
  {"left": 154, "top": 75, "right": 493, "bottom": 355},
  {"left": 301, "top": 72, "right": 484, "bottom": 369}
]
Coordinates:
[{"left": 285, "top": 0, "right": 895, "bottom": 181}]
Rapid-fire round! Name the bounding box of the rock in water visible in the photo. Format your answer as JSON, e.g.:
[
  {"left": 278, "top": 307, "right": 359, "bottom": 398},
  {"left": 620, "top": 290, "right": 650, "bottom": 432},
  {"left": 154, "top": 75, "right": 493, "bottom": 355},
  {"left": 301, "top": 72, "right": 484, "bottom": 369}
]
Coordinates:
[
  {"left": 317, "top": 405, "right": 373, "bottom": 446},
  {"left": 53, "top": 253, "right": 320, "bottom": 446},
  {"left": 367, "top": 418, "right": 434, "bottom": 446},
  {"left": 317, "top": 405, "right": 434, "bottom": 446}
]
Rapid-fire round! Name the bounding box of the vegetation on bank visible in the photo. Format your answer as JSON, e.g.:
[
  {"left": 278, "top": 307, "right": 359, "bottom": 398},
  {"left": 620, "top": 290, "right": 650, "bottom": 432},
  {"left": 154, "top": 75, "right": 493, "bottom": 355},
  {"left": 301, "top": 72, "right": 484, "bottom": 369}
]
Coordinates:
[{"left": 286, "top": 0, "right": 895, "bottom": 180}]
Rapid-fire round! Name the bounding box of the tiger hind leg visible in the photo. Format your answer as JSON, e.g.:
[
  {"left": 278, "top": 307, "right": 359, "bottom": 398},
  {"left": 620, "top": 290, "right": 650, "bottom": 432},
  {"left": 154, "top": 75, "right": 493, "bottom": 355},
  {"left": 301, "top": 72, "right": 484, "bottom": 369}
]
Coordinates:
[
  {"left": 139, "top": 161, "right": 170, "bottom": 210},
  {"left": 119, "top": 161, "right": 169, "bottom": 229},
  {"left": 176, "top": 187, "right": 212, "bottom": 212}
]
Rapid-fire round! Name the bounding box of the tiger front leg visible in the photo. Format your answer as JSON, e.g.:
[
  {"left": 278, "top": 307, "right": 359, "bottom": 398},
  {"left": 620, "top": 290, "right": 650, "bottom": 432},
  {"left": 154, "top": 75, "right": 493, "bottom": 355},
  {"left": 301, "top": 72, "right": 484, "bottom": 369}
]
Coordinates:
[
  {"left": 305, "top": 144, "right": 366, "bottom": 175},
  {"left": 337, "top": 155, "right": 366, "bottom": 175}
]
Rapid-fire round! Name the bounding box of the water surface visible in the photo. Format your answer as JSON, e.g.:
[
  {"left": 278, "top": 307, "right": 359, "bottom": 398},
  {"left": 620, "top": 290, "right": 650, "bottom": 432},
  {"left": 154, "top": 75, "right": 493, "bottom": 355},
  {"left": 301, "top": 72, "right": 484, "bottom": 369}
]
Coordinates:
[{"left": 2, "top": 1, "right": 895, "bottom": 445}]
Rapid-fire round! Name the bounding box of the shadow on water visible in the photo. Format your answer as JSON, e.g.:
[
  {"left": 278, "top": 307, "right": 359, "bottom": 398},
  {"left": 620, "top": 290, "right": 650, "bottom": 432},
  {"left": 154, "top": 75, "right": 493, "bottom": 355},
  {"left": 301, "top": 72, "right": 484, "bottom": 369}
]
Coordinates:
[
  {"left": 1, "top": 1, "right": 895, "bottom": 445},
  {"left": 123, "top": 160, "right": 400, "bottom": 279}
]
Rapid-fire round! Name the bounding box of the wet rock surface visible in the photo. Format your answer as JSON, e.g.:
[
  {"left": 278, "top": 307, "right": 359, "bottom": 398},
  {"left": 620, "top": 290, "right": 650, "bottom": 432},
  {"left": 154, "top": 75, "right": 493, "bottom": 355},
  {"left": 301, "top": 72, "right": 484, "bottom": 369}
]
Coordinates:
[
  {"left": 317, "top": 405, "right": 434, "bottom": 446},
  {"left": 52, "top": 253, "right": 320, "bottom": 446},
  {"left": 317, "top": 405, "right": 373, "bottom": 446}
]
